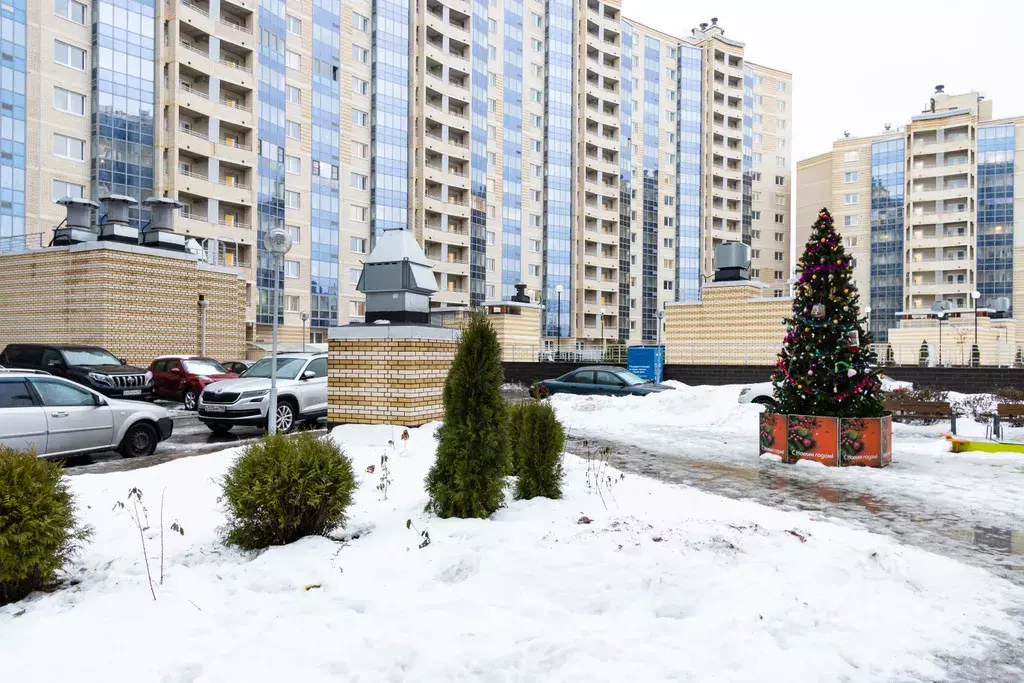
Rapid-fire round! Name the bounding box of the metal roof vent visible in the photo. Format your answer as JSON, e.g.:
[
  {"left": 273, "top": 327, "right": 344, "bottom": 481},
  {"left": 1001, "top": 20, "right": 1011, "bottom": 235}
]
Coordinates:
[
  {"left": 98, "top": 194, "right": 140, "bottom": 245},
  {"left": 699, "top": 22, "right": 708, "bottom": 30},
  {"left": 930, "top": 299, "right": 953, "bottom": 313},
  {"left": 710, "top": 17, "right": 718, "bottom": 25},
  {"left": 935, "top": 84, "right": 945, "bottom": 94},
  {"left": 356, "top": 229, "right": 439, "bottom": 324},
  {"left": 141, "top": 197, "right": 186, "bottom": 250},
  {"left": 988, "top": 296, "right": 1011, "bottom": 319},
  {"left": 511, "top": 283, "right": 530, "bottom": 303},
  {"left": 713, "top": 241, "right": 750, "bottom": 282},
  {"left": 53, "top": 197, "right": 101, "bottom": 246}
]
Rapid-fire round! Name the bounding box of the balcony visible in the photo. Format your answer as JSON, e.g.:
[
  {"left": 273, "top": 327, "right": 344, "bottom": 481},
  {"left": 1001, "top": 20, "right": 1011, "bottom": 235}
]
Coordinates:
[
  {"left": 180, "top": 0, "right": 217, "bottom": 33},
  {"left": 910, "top": 161, "right": 971, "bottom": 179},
  {"left": 913, "top": 137, "right": 971, "bottom": 155},
  {"left": 909, "top": 210, "right": 971, "bottom": 226}
]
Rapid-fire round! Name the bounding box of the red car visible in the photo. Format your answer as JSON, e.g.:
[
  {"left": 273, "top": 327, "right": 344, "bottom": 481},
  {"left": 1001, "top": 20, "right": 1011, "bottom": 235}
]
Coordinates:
[{"left": 148, "top": 355, "right": 238, "bottom": 410}]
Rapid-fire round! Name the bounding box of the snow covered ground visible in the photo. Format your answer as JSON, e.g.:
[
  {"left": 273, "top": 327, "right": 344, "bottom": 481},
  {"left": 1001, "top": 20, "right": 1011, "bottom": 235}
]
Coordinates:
[{"left": 2, "top": 422, "right": 1023, "bottom": 682}]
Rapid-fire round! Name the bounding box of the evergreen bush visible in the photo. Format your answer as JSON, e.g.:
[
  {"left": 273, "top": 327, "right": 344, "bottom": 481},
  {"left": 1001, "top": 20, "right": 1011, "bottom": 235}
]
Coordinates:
[
  {"left": 513, "top": 402, "right": 565, "bottom": 501},
  {"left": 506, "top": 400, "right": 527, "bottom": 475},
  {"left": 425, "top": 312, "right": 509, "bottom": 518},
  {"left": 221, "top": 433, "right": 357, "bottom": 550},
  {"left": 0, "top": 447, "right": 90, "bottom": 606}
]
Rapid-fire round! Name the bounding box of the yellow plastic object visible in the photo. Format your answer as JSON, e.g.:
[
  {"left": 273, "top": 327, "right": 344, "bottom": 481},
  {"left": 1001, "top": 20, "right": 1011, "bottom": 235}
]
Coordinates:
[{"left": 943, "top": 434, "right": 1024, "bottom": 454}]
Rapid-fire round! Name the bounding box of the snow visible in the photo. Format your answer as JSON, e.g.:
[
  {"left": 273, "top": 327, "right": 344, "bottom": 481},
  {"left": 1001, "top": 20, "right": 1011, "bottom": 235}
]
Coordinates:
[{"left": 2, "top": 422, "right": 1022, "bottom": 682}]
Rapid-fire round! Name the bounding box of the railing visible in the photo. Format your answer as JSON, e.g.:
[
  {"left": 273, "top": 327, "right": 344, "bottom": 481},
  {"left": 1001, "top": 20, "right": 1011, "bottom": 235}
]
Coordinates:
[
  {"left": 181, "top": 0, "right": 210, "bottom": 17},
  {"left": 219, "top": 97, "right": 251, "bottom": 113},
  {"left": 0, "top": 232, "right": 47, "bottom": 254},
  {"left": 179, "top": 81, "right": 209, "bottom": 98},
  {"left": 220, "top": 15, "right": 252, "bottom": 34},
  {"left": 179, "top": 168, "right": 210, "bottom": 181},
  {"left": 219, "top": 136, "right": 252, "bottom": 151},
  {"left": 220, "top": 58, "right": 252, "bottom": 74},
  {"left": 178, "top": 125, "right": 209, "bottom": 140},
  {"left": 219, "top": 177, "right": 251, "bottom": 190},
  {"left": 179, "top": 41, "right": 209, "bottom": 58},
  {"left": 425, "top": 130, "right": 444, "bottom": 142},
  {"left": 219, "top": 219, "right": 251, "bottom": 229}
]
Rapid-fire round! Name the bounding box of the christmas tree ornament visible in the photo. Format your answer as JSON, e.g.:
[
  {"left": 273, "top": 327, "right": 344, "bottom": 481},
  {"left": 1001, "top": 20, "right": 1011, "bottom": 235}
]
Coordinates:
[
  {"left": 811, "top": 303, "right": 826, "bottom": 319},
  {"left": 847, "top": 368, "right": 857, "bottom": 378}
]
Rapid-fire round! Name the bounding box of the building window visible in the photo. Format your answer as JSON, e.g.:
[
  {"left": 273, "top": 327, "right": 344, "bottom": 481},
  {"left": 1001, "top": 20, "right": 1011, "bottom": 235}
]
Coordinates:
[
  {"left": 531, "top": 139, "right": 542, "bottom": 153},
  {"left": 350, "top": 173, "right": 368, "bottom": 190},
  {"left": 752, "top": 191, "right": 762, "bottom": 201},
  {"left": 53, "top": 133, "right": 85, "bottom": 161},
  {"left": 531, "top": 89, "right": 543, "bottom": 103},
  {"left": 533, "top": 64, "right": 543, "bottom": 78},
  {"left": 666, "top": 111, "right": 675, "bottom": 122},
  {"left": 284, "top": 155, "right": 300, "bottom": 175},
  {"left": 776, "top": 156, "right": 787, "bottom": 167},
  {"left": 774, "top": 251, "right": 784, "bottom": 262},
  {"left": 487, "top": 231, "right": 496, "bottom": 246},
  {"left": 530, "top": 189, "right": 542, "bottom": 202},
  {"left": 352, "top": 109, "right": 368, "bottom": 127},
  {"left": 283, "top": 295, "right": 300, "bottom": 313},
  {"left": 752, "top": 211, "right": 761, "bottom": 221},
  {"left": 285, "top": 120, "right": 301, "bottom": 139},
  {"left": 349, "top": 269, "right": 361, "bottom": 285},
  {"left": 284, "top": 260, "right": 300, "bottom": 278},
  {"left": 774, "top": 214, "right": 785, "bottom": 224},
  {"left": 663, "top": 280, "right": 673, "bottom": 291},
  {"left": 488, "top": 45, "right": 497, "bottom": 59},
  {"left": 531, "top": 164, "right": 542, "bottom": 177},
  {"left": 532, "top": 38, "right": 543, "bottom": 52},
  {"left": 353, "top": 78, "right": 369, "bottom": 95},
  {"left": 845, "top": 236, "right": 858, "bottom": 247},
  {"left": 488, "top": 18, "right": 497, "bottom": 32},
  {"left": 664, "top": 196, "right": 674, "bottom": 206},
  {"left": 754, "top": 94, "right": 763, "bottom": 105},
  {"left": 777, "top": 100, "right": 786, "bottom": 112},
  {"left": 752, "top": 249, "right": 761, "bottom": 259},
  {"left": 529, "top": 214, "right": 541, "bottom": 228},
  {"left": 777, "top": 80, "right": 788, "bottom": 92},
  {"left": 843, "top": 215, "right": 859, "bottom": 227},
  {"left": 752, "top": 172, "right": 762, "bottom": 181},
  {"left": 285, "top": 190, "right": 301, "bottom": 209},
  {"left": 529, "top": 238, "right": 541, "bottom": 252},
  {"left": 663, "top": 217, "right": 674, "bottom": 227},
  {"left": 286, "top": 85, "right": 301, "bottom": 104},
  {"left": 54, "top": 40, "right": 87, "bottom": 70},
  {"left": 349, "top": 301, "right": 366, "bottom": 318},
  {"left": 353, "top": 12, "right": 369, "bottom": 31},
  {"left": 753, "top": 133, "right": 762, "bottom": 144},
  {"left": 774, "top": 270, "right": 785, "bottom": 280},
  {"left": 774, "top": 232, "right": 784, "bottom": 242},
  {"left": 352, "top": 141, "right": 368, "bottom": 159},
  {"left": 751, "top": 268, "right": 760, "bottom": 278},
  {"left": 775, "top": 175, "right": 785, "bottom": 186},
  {"left": 350, "top": 237, "right": 367, "bottom": 254},
  {"left": 752, "top": 152, "right": 762, "bottom": 164},
  {"left": 51, "top": 180, "right": 85, "bottom": 201},
  {"left": 844, "top": 171, "right": 860, "bottom": 183},
  {"left": 531, "top": 114, "right": 542, "bottom": 127},
  {"left": 529, "top": 264, "right": 541, "bottom": 277},
  {"left": 663, "top": 238, "right": 674, "bottom": 249},
  {"left": 486, "top": 284, "right": 496, "bottom": 299},
  {"left": 844, "top": 193, "right": 859, "bottom": 205},
  {"left": 55, "top": 0, "right": 87, "bottom": 24},
  {"left": 53, "top": 87, "right": 85, "bottom": 116},
  {"left": 778, "top": 139, "right": 788, "bottom": 149},
  {"left": 351, "top": 206, "right": 368, "bottom": 221},
  {"left": 486, "top": 258, "right": 495, "bottom": 272},
  {"left": 754, "top": 74, "right": 764, "bottom": 87},
  {"left": 778, "top": 119, "right": 787, "bottom": 131},
  {"left": 843, "top": 151, "right": 859, "bottom": 163},
  {"left": 353, "top": 45, "right": 369, "bottom": 63},
  {"left": 753, "top": 113, "right": 763, "bottom": 125},
  {"left": 775, "top": 194, "right": 786, "bottom": 206},
  {"left": 773, "top": 289, "right": 784, "bottom": 298},
  {"left": 532, "top": 12, "right": 543, "bottom": 26},
  {"left": 286, "top": 14, "right": 301, "bottom": 35},
  {"left": 285, "top": 225, "right": 300, "bottom": 244},
  {"left": 286, "top": 50, "right": 300, "bottom": 70}
]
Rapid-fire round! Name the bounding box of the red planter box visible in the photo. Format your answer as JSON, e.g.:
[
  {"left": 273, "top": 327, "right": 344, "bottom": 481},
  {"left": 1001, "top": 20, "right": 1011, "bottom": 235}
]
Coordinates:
[{"left": 758, "top": 412, "right": 892, "bottom": 468}]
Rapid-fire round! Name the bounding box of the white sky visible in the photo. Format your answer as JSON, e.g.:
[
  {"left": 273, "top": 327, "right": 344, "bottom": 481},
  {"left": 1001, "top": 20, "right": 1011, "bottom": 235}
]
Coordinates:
[{"left": 624, "top": 0, "right": 1024, "bottom": 162}]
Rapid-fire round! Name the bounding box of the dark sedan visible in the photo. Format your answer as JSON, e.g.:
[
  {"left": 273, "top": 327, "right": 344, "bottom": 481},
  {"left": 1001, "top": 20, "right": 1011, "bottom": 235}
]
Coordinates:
[{"left": 532, "top": 366, "right": 672, "bottom": 398}]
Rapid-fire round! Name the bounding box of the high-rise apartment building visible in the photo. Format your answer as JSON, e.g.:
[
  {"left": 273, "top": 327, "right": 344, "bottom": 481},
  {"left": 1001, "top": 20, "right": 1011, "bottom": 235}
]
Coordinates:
[
  {"left": 797, "top": 87, "right": 1023, "bottom": 342},
  {"left": 2, "top": 2, "right": 790, "bottom": 348}
]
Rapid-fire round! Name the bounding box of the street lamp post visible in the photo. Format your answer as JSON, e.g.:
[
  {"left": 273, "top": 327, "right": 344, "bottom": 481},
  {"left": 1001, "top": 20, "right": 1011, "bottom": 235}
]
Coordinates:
[
  {"left": 555, "top": 284, "right": 564, "bottom": 358},
  {"left": 937, "top": 310, "right": 946, "bottom": 367},
  {"left": 263, "top": 226, "right": 293, "bottom": 435},
  {"left": 300, "top": 311, "right": 309, "bottom": 352},
  {"left": 971, "top": 290, "right": 981, "bottom": 367},
  {"left": 600, "top": 307, "right": 606, "bottom": 357}
]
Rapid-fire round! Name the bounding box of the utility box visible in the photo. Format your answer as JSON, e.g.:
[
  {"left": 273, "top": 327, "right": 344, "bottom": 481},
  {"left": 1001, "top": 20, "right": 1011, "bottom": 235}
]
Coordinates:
[{"left": 627, "top": 345, "right": 664, "bottom": 383}]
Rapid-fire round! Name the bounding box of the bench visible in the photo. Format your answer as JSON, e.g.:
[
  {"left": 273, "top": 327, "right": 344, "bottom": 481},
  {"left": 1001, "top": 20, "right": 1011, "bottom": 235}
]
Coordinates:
[
  {"left": 992, "top": 403, "right": 1024, "bottom": 440},
  {"left": 884, "top": 399, "right": 957, "bottom": 434}
]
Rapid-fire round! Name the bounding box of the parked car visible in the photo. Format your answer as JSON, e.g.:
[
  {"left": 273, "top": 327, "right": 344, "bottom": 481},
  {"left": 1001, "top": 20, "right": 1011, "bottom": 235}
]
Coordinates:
[
  {"left": 531, "top": 366, "right": 672, "bottom": 398},
  {"left": 0, "top": 344, "right": 154, "bottom": 400},
  {"left": 197, "top": 352, "right": 328, "bottom": 434},
  {"left": 221, "top": 360, "right": 254, "bottom": 375},
  {"left": 149, "top": 356, "right": 238, "bottom": 410},
  {"left": 737, "top": 375, "right": 914, "bottom": 409},
  {"left": 0, "top": 371, "right": 173, "bottom": 458}
]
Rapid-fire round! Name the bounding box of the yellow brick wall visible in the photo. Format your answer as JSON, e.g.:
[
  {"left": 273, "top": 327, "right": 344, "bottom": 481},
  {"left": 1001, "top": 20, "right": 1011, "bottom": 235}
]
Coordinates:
[
  {"left": 328, "top": 337, "right": 458, "bottom": 426},
  {"left": 433, "top": 306, "right": 542, "bottom": 361},
  {"left": 0, "top": 244, "right": 246, "bottom": 365},
  {"left": 665, "top": 283, "right": 791, "bottom": 365}
]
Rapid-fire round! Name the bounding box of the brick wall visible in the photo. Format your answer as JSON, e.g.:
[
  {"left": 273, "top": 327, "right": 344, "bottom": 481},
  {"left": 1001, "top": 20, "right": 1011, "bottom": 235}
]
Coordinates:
[{"left": 0, "top": 243, "right": 246, "bottom": 365}]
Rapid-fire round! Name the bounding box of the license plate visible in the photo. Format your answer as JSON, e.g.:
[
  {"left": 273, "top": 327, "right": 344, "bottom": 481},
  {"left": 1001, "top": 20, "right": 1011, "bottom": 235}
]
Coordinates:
[
  {"left": 205, "top": 405, "right": 226, "bottom": 413},
  {"left": 123, "top": 389, "right": 142, "bottom": 396}
]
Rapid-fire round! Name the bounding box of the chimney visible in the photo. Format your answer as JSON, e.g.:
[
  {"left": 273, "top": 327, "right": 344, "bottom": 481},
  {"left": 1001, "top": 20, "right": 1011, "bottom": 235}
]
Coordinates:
[
  {"left": 699, "top": 22, "right": 708, "bottom": 30},
  {"left": 843, "top": 130, "right": 850, "bottom": 138},
  {"left": 512, "top": 283, "right": 530, "bottom": 303},
  {"left": 53, "top": 197, "right": 101, "bottom": 246},
  {"left": 713, "top": 241, "right": 751, "bottom": 282},
  {"left": 140, "top": 197, "right": 187, "bottom": 251},
  {"left": 934, "top": 84, "right": 945, "bottom": 94},
  {"left": 98, "top": 194, "right": 140, "bottom": 245},
  {"left": 710, "top": 17, "right": 718, "bottom": 25},
  {"left": 884, "top": 123, "right": 891, "bottom": 131}
]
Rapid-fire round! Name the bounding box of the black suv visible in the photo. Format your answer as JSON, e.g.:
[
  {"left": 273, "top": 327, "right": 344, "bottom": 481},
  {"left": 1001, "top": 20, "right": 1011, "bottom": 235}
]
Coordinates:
[{"left": 0, "top": 344, "right": 154, "bottom": 400}]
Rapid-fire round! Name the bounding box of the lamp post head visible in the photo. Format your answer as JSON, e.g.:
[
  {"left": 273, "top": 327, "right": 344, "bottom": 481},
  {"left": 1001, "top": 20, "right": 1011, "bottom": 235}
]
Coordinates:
[
  {"left": 657, "top": 310, "right": 665, "bottom": 320},
  {"left": 263, "top": 226, "right": 293, "bottom": 255},
  {"left": 600, "top": 307, "right": 606, "bottom": 315},
  {"left": 864, "top": 306, "right": 871, "bottom": 315},
  {"left": 300, "top": 311, "right": 308, "bottom": 322},
  {"left": 555, "top": 284, "right": 564, "bottom": 295},
  {"left": 971, "top": 290, "right": 981, "bottom": 301}
]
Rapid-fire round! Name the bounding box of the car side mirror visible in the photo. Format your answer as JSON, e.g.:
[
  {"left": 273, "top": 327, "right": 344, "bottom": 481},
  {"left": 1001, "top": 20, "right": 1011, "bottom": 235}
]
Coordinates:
[
  {"left": 302, "top": 370, "right": 316, "bottom": 380},
  {"left": 170, "top": 367, "right": 180, "bottom": 374},
  {"left": 118, "top": 358, "right": 128, "bottom": 365},
  {"left": 93, "top": 394, "right": 107, "bottom": 407}
]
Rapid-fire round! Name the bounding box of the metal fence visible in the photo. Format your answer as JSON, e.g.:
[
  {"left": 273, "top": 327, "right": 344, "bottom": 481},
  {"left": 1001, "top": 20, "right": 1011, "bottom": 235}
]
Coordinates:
[{"left": 0, "top": 232, "right": 47, "bottom": 254}]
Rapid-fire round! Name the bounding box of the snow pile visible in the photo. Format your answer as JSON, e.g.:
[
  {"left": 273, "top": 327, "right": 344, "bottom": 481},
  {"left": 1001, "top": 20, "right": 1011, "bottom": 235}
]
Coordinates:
[{"left": 0, "top": 423, "right": 1020, "bottom": 682}]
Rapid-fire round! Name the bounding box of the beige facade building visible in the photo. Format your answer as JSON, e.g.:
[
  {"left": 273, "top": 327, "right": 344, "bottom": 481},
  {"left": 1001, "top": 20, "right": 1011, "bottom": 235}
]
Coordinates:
[
  {"left": 797, "top": 88, "right": 1024, "bottom": 357},
  {"left": 4, "top": 2, "right": 789, "bottom": 354}
]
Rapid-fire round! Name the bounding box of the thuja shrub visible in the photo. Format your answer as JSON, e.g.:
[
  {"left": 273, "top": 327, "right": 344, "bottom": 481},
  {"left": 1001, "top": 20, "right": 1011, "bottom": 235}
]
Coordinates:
[
  {"left": 506, "top": 400, "right": 527, "bottom": 476},
  {"left": 222, "top": 433, "right": 357, "bottom": 550},
  {"left": 514, "top": 402, "right": 566, "bottom": 501},
  {"left": 0, "top": 447, "right": 91, "bottom": 606}
]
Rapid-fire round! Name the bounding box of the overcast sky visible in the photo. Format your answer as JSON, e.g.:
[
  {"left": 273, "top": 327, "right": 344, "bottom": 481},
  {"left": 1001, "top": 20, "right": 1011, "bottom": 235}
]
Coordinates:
[{"left": 625, "top": 0, "right": 1024, "bottom": 162}]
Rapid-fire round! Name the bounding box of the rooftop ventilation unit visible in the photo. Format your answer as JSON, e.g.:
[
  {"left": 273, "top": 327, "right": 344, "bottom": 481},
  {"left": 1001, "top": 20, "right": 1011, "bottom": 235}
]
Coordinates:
[
  {"left": 988, "top": 296, "right": 1011, "bottom": 319},
  {"left": 53, "top": 197, "right": 101, "bottom": 246},
  {"left": 511, "top": 282, "right": 530, "bottom": 303},
  {"left": 935, "top": 84, "right": 945, "bottom": 94},
  {"left": 356, "top": 229, "right": 439, "bottom": 324},
  {"left": 141, "top": 197, "right": 186, "bottom": 250},
  {"left": 713, "top": 241, "right": 750, "bottom": 282},
  {"left": 98, "top": 194, "right": 140, "bottom": 245}
]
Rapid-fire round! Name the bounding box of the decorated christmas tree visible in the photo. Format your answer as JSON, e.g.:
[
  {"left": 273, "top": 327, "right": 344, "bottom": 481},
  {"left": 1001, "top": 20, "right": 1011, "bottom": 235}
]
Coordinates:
[{"left": 772, "top": 208, "right": 884, "bottom": 418}]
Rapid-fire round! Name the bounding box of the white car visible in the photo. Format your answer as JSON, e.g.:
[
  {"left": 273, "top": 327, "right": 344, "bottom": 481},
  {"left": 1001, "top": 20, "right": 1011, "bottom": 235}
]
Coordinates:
[
  {"left": 738, "top": 375, "right": 913, "bottom": 409},
  {"left": 197, "top": 353, "right": 328, "bottom": 434},
  {"left": 0, "top": 370, "right": 173, "bottom": 458}
]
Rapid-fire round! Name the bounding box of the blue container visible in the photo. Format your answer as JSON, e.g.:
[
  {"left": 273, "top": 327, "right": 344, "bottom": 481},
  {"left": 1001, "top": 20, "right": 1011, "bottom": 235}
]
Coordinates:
[{"left": 627, "top": 345, "right": 664, "bottom": 383}]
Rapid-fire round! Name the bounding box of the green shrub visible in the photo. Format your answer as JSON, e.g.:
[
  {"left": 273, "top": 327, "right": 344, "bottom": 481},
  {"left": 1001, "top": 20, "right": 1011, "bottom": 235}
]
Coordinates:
[
  {"left": 506, "top": 400, "right": 527, "bottom": 475},
  {"left": 994, "top": 386, "right": 1024, "bottom": 403},
  {"left": 0, "top": 447, "right": 91, "bottom": 606},
  {"left": 425, "top": 312, "right": 509, "bottom": 518},
  {"left": 221, "top": 433, "right": 357, "bottom": 550},
  {"left": 514, "top": 402, "right": 566, "bottom": 501}
]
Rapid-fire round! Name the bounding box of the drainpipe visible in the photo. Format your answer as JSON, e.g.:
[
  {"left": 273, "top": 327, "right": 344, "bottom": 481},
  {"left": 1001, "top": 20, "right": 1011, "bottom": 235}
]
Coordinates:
[{"left": 199, "top": 296, "right": 208, "bottom": 356}]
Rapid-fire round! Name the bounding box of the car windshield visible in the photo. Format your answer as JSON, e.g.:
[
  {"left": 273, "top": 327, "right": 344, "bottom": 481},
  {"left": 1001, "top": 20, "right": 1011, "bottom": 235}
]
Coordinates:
[
  {"left": 241, "top": 357, "right": 307, "bottom": 380},
  {"left": 616, "top": 371, "right": 649, "bottom": 386},
  {"left": 62, "top": 349, "right": 122, "bottom": 366},
  {"left": 183, "top": 359, "right": 227, "bottom": 375}
]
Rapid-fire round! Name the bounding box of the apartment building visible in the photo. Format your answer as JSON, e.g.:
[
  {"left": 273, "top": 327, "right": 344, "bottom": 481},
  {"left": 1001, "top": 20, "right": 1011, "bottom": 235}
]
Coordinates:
[
  {"left": 797, "top": 87, "right": 1024, "bottom": 342},
  {"left": 2, "top": 1, "right": 790, "bottom": 348}
]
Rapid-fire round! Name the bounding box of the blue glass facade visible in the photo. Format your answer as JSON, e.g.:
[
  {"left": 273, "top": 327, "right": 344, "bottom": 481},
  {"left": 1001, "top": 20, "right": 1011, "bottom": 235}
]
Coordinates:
[
  {"left": 640, "top": 36, "right": 659, "bottom": 342},
  {"left": 617, "top": 22, "right": 634, "bottom": 340},
  {"left": 309, "top": 0, "right": 341, "bottom": 328},
  {"left": 740, "top": 65, "right": 753, "bottom": 246},
  {"left": 469, "top": 0, "right": 488, "bottom": 305},
  {"left": 0, "top": 0, "right": 25, "bottom": 242},
  {"left": 371, "top": 0, "right": 410, "bottom": 238},
  {"left": 256, "top": 0, "right": 287, "bottom": 324},
  {"left": 92, "top": 0, "right": 156, "bottom": 227},
  {"left": 499, "top": 0, "right": 524, "bottom": 300},
  {"left": 977, "top": 124, "right": 1015, "bottom": 312},
  {"left": 543, "top": 0, "right": 573, "bottom": 337},
  {"left": 675, "top": 44, "right": 701, "bottom": 301},
  {"left": 869, "top": 137, "right": 905, "bottom": 341}
]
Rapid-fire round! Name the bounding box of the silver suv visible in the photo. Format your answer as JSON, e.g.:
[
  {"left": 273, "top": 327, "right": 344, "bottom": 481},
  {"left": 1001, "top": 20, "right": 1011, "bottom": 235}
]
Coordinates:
[
  {"left": 0, "top": 370, "right": 173, "bottom": 458},
  {"left": 197, "top": 353, "right": 328, "bottom": 434}
]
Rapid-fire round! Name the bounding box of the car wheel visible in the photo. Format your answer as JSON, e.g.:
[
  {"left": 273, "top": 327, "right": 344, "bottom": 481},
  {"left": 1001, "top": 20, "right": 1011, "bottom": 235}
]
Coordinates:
[
  {"left": 208, "top": 423, "right": 233, "bottom": 435},
  {"left": 752, "top": 396, "right": 778, "bottom": 410},
  {"left": 272, "top": 399, "right": 297, "bottom": 433},
  {"left": 120, "top": 422, "right": 158, "bottom": 458},
  {"left": 536, "top": 385, "right": 550, "bottom": 399},
  {"left": 182, "top": 388, "right": 199, "bottom": 411}
]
